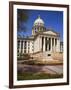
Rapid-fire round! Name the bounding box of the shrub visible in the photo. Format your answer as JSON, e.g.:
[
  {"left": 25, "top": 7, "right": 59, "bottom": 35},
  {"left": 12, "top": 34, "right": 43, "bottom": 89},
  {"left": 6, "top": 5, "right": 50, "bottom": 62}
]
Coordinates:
[{"left": 17, "top": 53, "right": 30, "bottom": 60}]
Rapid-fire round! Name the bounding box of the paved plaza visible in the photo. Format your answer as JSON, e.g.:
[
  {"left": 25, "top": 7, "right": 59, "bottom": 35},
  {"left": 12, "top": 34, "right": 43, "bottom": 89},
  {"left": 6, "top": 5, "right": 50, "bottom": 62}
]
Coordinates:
[{"left": 18, "top": 63, "right": 63, "bottom": 74}]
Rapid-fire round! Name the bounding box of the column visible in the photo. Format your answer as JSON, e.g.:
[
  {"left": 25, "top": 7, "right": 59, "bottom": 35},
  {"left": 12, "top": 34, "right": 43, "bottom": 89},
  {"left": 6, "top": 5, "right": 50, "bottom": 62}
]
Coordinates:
[
  {"left": 23, "top": 41, "right": 24, "bottom": 53},
  {"left": 47, "top": 37, "right": 49, "bottom": 51},
  {"left": 19, "top": 40, "right": 21, "bottom": 53},
  {"left": 21, "top": 41, "right": 23, "bottom": 54},
  {"left": 43, "top": 37, "right": 45, "bottom": 51},
  {"left": 26, "top": 41, "right": 28, "bottom": 53},
  {"left": 39, "top": 26, "right": 40, "bottom": 31},
  {"left": 54, "top": 38, "right": 55, "bottom": 52},
  {"left": 51, "top": 38, "right": 52, "bottom": 52},
  {"left": 41, "top": 37, "right": 42, "bottom": 51},
  {"left": 56, "top": 38, "right": 60, "bottom": 52},
  {"left": 39, "top": 36, "right": 42, "bottom": 51},
  {"left": 42, "top": 37, "right": 43, "bottom": 52}
]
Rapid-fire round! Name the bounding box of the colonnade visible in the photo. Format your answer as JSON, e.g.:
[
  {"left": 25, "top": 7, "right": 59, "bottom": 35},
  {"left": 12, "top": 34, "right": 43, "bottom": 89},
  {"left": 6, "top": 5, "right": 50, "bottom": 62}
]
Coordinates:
[
  {"left": 41, "top": 37, "right": 58, "bottom": 52},
  {"left": 17, "top": 40, "right": 30, "bottom": 54},
  {"left": 17, "top": 36, "right": 60, "bottom": 54}
]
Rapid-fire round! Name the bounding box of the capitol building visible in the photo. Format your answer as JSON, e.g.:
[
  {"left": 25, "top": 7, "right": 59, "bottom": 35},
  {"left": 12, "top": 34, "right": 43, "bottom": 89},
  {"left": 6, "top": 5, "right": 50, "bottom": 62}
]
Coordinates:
[{"left": 17, "top": 15, "right": 63, "bottom": 61}]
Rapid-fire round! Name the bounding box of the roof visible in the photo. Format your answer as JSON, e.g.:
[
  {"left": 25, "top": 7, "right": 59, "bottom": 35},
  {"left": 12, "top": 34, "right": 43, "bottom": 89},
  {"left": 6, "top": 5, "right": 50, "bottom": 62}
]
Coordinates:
[
  {"left": 17, "top": 35, "right": 34, "bottom": 41},
  {"left": 17, "top": 29, "right": 60, "bottom": 41}
]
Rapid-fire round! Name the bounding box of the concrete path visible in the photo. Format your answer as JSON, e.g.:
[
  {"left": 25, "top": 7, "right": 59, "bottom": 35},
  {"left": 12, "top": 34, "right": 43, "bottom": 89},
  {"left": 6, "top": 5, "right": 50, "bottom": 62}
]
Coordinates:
[
  {"left": 42, "top": 66, "right": 63, "bottom": 74},
  {"left": 18, "top": 64, "right": 63, "bottom": 74}
]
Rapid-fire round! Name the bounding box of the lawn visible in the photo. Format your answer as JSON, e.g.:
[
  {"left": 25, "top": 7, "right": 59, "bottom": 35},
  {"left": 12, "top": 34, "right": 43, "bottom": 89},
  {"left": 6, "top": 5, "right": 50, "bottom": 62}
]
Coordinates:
[{"left": 17, "top": 72, "right": 63, "bottom": 80}]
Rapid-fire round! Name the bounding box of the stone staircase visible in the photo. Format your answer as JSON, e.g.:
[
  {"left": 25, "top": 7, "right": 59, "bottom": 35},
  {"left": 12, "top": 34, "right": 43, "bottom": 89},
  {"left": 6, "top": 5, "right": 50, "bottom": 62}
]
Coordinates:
[
  {"left": 31, "top": 51, "right": 63, "bottom": 64},
  {"left": 52, "top": 52, "right": 63, "bottom": 61},
  {"left": 32, "top": 51, "right": 53, "bottom": 62}
]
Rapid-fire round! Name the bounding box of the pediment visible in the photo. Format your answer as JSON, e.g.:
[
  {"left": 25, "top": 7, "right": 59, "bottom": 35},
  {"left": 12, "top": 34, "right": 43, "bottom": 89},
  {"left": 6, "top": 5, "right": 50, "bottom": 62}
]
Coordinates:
[{"left": 43, "top": 30, "right": 58, "bottom": 35}]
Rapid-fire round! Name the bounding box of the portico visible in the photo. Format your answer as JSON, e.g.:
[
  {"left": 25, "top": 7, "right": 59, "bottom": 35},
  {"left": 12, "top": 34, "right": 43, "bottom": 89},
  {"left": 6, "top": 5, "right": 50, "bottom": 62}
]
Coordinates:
[{"left": 40, "top": 36, "right": 60, "bottom": 52}]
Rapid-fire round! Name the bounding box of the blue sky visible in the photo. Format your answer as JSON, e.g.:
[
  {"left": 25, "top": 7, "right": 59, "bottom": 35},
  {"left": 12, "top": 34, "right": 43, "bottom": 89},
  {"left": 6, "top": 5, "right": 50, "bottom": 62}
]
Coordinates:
[{"left": 17, "top": 9, "right": 63, "bottom": 41}]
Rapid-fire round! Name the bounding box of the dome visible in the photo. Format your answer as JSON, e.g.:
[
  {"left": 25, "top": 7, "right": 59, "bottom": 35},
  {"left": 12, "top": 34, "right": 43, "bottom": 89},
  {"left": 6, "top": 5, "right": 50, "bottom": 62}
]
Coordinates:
[{"left": 34, "top": 15, "right": 44, "bottom": 26}]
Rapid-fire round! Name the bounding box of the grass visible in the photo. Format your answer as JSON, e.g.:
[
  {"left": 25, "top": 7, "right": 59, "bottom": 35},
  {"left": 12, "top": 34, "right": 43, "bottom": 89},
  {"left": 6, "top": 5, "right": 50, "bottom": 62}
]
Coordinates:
[{"left": 17, "top": 72, "right": 63, "bottom": 80}]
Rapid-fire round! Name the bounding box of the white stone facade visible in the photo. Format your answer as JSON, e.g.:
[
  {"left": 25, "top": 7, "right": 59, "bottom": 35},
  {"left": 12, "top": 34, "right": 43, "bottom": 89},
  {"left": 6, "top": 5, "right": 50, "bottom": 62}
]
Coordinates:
[{"left": 17, "top": 16, "right": 62, "bottom": 55}]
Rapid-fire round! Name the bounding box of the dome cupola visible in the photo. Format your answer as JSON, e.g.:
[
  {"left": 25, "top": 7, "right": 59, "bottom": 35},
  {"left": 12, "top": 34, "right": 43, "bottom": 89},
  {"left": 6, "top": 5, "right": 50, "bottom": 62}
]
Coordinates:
[
  {"left": 34, "top": 15, "right": 44, "bottom": 26},
  {"left": 32, "top": 15, "right": 46, "bottom": 35}
]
